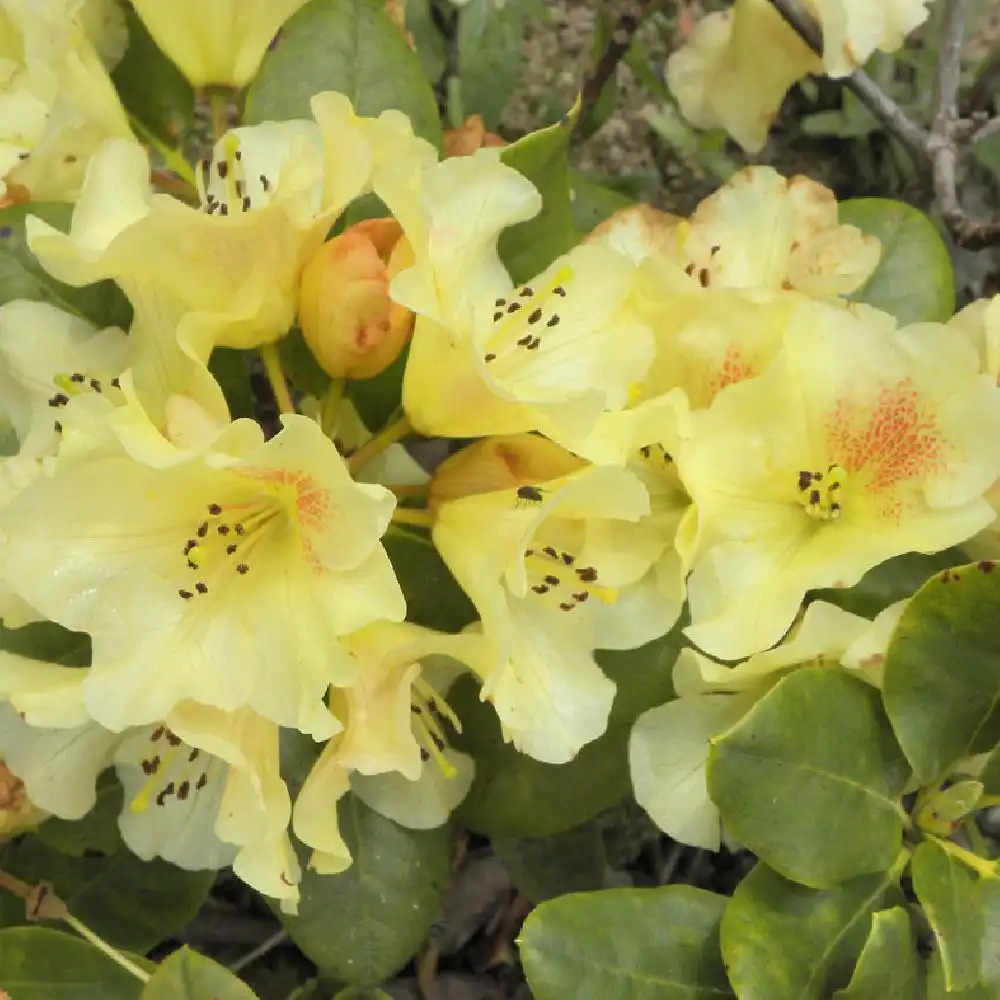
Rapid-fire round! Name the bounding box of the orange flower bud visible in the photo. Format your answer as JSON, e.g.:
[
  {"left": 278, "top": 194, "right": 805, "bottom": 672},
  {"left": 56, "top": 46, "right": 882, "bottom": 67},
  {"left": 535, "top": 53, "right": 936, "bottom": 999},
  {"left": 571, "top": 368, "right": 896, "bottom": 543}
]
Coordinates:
[
  {"left": 443, "top": 114, "right": 506, "bottom": 158},
  {"left": 298, "top": 218, "right": 414, "bottom": 380}
]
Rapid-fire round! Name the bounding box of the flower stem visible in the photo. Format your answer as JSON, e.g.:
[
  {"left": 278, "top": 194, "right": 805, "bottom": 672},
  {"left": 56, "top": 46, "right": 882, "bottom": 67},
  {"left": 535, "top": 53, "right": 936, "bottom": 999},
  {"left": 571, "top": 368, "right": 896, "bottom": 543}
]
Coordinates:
[
  {"left": 62, "top": 913, "right": 151, "bottom": 983},
  {"left": 208, "top": 88, "right": 230, "bottom": 141},
  {"left": 347, "top": 415, "right": 413, "bottom": 475},
  {"left": 129, "top": 115, "right": 197, "bottom": 189},
  {"left": 392, "top": 507, "right": 434, "bottom": 528},
  {"left": 320, "top": 379, "right": 346, "bottom": 436},
  {"left": 261, "top": 344, "right": 296, "bottom": 415}
]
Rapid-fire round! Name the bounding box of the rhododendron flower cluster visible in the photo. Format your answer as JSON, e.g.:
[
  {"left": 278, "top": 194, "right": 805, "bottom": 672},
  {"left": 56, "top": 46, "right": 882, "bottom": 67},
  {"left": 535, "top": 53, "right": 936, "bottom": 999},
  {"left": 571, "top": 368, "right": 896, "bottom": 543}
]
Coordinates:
[{"left": 1, "top": 0, "right": 998, "bottom": 924}]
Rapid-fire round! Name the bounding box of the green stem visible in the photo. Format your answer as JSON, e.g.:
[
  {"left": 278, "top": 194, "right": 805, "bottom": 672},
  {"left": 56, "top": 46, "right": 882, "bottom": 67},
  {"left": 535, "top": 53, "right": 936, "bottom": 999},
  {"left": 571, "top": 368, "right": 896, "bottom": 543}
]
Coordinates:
[
  {"left": 128, "top": 116, "right": 197, "bottom": 189},
  {"left": 392, "top": 507, "right": 434, "bottom": 529},
  {"left": 261, "top": 344, "right": 296, "bottom": 415},
  {"left": 347, "top": 415, "right": 413, "bottom": 475},
  {"left": 62, "top": 913, "right": 151, "bottom": 983},
  {"left": 320, "top": 379, "right": 346, "bottom": 436}
]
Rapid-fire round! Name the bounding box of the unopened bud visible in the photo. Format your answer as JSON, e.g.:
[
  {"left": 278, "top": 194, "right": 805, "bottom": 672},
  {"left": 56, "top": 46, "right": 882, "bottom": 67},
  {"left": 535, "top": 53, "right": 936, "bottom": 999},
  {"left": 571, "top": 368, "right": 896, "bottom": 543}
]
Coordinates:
[
  {"left": 429, "top": 434, "right": 586, "bottom": 513},
  {"left": 443, "top": 114, "right": 506, "bottom": 158},
  {"left": 298, "top": 219, "right": 414, "bottom": 380}
]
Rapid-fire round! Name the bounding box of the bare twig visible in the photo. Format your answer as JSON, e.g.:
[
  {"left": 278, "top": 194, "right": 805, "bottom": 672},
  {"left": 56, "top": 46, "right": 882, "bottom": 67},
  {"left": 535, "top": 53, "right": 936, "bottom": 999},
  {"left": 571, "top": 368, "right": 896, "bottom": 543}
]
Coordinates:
[
  {"left": 767, "top": 0, "right": 931, "bottom": 156},
  {"left": 575, "top": 0, "right": 656, "bottom": 137},
  {"left": 972, "top": 115, "right": 1000, "bottom": 146}
]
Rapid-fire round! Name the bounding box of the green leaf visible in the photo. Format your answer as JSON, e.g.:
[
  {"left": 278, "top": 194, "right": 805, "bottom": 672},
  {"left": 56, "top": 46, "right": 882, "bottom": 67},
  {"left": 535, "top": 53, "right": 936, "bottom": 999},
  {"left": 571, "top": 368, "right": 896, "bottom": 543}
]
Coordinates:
[
  {"left": 492, "top": 820, "right": 614, "bottom": 903},
  {"left": 832, "top": 908, "right": 920, "bottom": 999},
  {"left": 279, "top": 794, "right": 450, "bottom": 985},
  {"left": 405, "top": 0, "right": 446, "bottom": 85},
  {"left": 911, "top": 840, "right": 984, "bottom": 990},
  {"left": 980, "top": 744, "right": 1000, "bottom": 795},
  {"left": 882, "top": 560, "right": 1000, "bottom": 783},
  {"left": 334, "top": 989, "right": 393, "bottom": 1000},
  {"left": 926, "top": 947, "right": 992, "bottom": 999},
  {"left": 36, "top": 773, "right": 124, "bottom": 857},
  {"left": 720, "top": 862, "right": 904, "bottom": 1000},
  {"left": 839, "top": 198, "right": 955, "bottom": 325},
  {"left": 141, "top": 947, "right": 258, "bottom": 1000},
  {"left": 811, "top": 549, "right": 963, "bottom": 618},
  {"left": 348, "top": 343, "right": 409, "bottom": 432},
  {"left": 456, "top": 0, "right": 529, "bottom": 130},
  {"left": 708, "top": 668, "right": 910, "bottom": 888},
  {"left": 0, "top": 204, "right": 131, "bottom": 328},
  {"left": 245, "top": 0, "right": 442, "bottom": 147},
  {"left": 384, "top": 528, "right": 476, "bottom": 632},
  {"left": 209, "top": 348, "right": 254, "bottom": 420},
  {"left": 0, "top": 837, "right": 215, "bottom": 954},
  {"left": 0, "top": 620, "right": 90, "bottom": 666},
  {"left": 498, "top": 109, "right": 578, "bottom": 284},
  {"left": 452, "top": 624, "right": 680, "bottom": 838},
  {"left": 0, "top": 926, "right": 143, "bottom": 1000},
  {"left": 111, "top": 6, "right": 194, "bottom": 144},
  {"left": 519, "top": 885, "right": 733, "bottom": 1000},
  {"left": 278, "top": 326, "right": 332, "bottom": 400},
  {"left": 570, "top": 170, "right": 633, "bottom": 236},
  {"left": 980, "top": 877, "right": 1000, "bottom": 994}
]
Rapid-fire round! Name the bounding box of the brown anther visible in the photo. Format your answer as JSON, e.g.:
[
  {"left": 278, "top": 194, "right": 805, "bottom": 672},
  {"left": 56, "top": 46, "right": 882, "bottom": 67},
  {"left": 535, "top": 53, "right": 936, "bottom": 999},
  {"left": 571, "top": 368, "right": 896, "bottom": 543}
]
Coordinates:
[
  {"left": 178, "top": 589, "right": 194, "bottom": 600},
  {"left": 207, "top": 503, "right": 222, "bottom": 515},
  {"left": 216, "top": 161, "right": 228, "bottom": 179},
  {"left": 532, "top": 585, "right": 550, "bottom": 594},
  {"left": 543, "top": 574, "right": 560, "bottom": 586},
  {"left": 226, "top": 543, "right": 238, "bottom": 555},
  {"left": 493, "top": 311, "right": 503, "bottom": 322},
  {"left": 165, "top": 731, "right": 182, "bottom": 747},
  {"left": 196, "top": 773, "right": 208, "bottom": 789},
  {"left": 484, "top": 353, "right": 497, "bottom": 362},
  {"left": 528, "top": 308, "right": 542, "bottom": 324},
  {"left": 546, "top": 315, "right": 560, "bottom": 327},
  {"left": 507, "top": 301, "right": 522, "bottom": 314},
  {"left": 573, "top": 591, "right": 589, "bottom": 602},
  {"left": 559, "top": 602, "right": 575, "bottom": 611},
  {"left": 236, "top": 563, "right": 250, "bottom": 575},
  {"left": 197, "top": 522, "right": 209, "bottom": 538},
  {"left": 177, "top": 780, "right": 191, "bottom": 801},
  {"left": 70, "top": 373, "right": 86, "bottom": 383},
  {"left": 195, "top": 581, "right": 208, "bottom": 594},
  {"left": 577, "top": 566, "right": 598, "bottom": 582},
  {"left": 554, "top": 286, "right": 567, "bottom": 297}
]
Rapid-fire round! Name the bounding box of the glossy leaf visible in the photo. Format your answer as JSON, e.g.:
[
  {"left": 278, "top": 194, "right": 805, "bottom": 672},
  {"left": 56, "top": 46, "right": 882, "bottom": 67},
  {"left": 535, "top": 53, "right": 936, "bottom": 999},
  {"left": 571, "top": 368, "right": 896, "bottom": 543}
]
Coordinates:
[
  {"left": 245, "top": 0, "right": 442, "bottom": 146},
  {"left": 348, "top": 344, "right": 409, "bottom": 433},
  {"left": 839, "top": 198, "right": 954, "bottom": 325},
  {"left": 0, "top": 620, "right": 90, "bottom": 666},
  {"left": 111, "top": 6, "right": 194, "bottom": 144},
  {"left": 570, "top": 170, "right": 633, "bottom": 236},
  {"left": 0, "top": 837, "right": 214, "bottom": 953},
  {"left": 452, "top": 625, "right": 680, "bottom": 838},
  {"left": 141, "top": 947, "right": 258, "bottom": 999},
  {"left": 519, "top": 885, "right": 733, "bottom": 1000},
  {"left": 0, "top": 204, "right": 130, "bottom": 329},
  {"left": 492, "top": 820, "right": 613, "bottom": 903},
  {"left": 882, "top": 560, "right": 1000, "bottom": 783},
  {"left": 279, "top": 794, "right": 450, "bottom": 985},
  {"left": 721, "top": 862, "right": 904, "bottom": 1000},
  {"left": 708, "top": 668, "right": 910, "bottom": 888},
  {"left": 911, "top": 840, "right": 983, "bottom": 990},
  {"left": 0, "top": 927, "right": 142, "bottom": 1000},
  {"left": 980, "top": 877, "right": 1000, "bottom": 994},
  {"left": 832, "top": 907, "right": 919, "bottom": 999},
  {"left": 498, "top": 107, "right": 578, "bottom": 284}
]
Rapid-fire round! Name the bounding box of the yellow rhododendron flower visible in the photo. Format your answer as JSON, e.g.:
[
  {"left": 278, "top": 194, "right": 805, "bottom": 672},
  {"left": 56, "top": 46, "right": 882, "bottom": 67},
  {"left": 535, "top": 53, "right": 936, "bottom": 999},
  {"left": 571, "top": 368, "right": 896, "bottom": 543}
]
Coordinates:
[
  {"left": 678, "top": 300, "right": 1000, "bottom": 660},
  {"left": 130, "top": 0, "right": 310, "bottom": 87},
  {"left": 293, "top": 622, "right": 480, "bottom": 872},
  {"left": 668, "top": 0, "right": 936, "bottom": 152},
  {"left": 0, "top": 655, "right": 301, "bottom": 907},
  {"left": 0, "top": 0, "right": 132, "bottom": 202},
  {"left": 430, "top": 435, "right": 679, "bottom": 763},
  {"left": 0, "top": 454, "right": 43, "bottom": 627},
  {"left": 0, "top": 299, "right": 128, "bottom": 457},
  {"left": 0, "top": 415, "right": 404, "bottom": 737},
  {"left": 629, "top": 600, "right": 873, "bottom": 850},
  {"left": 380, "top": 151, "right": 654, "bottom": 447},
  {"left": 27, "top": 93, "right": 429, "bottom": 354}
]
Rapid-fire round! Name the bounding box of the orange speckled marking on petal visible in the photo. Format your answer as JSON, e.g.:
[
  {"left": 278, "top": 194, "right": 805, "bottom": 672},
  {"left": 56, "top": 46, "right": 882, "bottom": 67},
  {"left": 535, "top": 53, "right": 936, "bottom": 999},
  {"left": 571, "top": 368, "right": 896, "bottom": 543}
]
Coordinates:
[
  {"left": 826, "top": 379, "right": 946, "bottom": 510},
  {"left": 707, "top": 345, "right": 753, "bottom": 400},
  {"left": 239, "top": 467, "right": 332, "bottom": 528}
]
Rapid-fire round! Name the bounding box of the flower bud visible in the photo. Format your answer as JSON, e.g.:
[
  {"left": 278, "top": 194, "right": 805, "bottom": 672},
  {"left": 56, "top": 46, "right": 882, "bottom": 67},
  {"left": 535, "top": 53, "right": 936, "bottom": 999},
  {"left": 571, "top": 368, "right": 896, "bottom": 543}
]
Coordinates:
[
  {"left": 443, "top": 115, "right": 506, "bottom": 158},
  {"left": 298, "top": 219, "right": 414, "bottom": 380},
  {"left": 428, "top": 434, "right": 586, "bottom": 514}
]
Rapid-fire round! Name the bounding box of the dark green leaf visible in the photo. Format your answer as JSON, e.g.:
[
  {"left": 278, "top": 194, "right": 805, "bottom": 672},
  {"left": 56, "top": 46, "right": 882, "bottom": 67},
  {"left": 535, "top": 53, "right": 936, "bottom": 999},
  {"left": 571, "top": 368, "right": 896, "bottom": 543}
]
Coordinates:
[
  {"left": 882, "top": 560, "right": 1000, "bottom": 783},
  {"left": 348, "top": 343, "right": 408, "bottom": 432},
  {"left": 492, "top": 820, "right": 614, "bottom": 903},
  {"left": 832, "top": 908, "right": 920, "bottom": 999},
  {"left": 0, "top": 620, "right": 90, "bottom": 666},
  {"left": 0, "top": 926, "right": 142, "bottom": 1000},
  {"left": 839, "top": 198, "right": 955, "bottom": 325},
  {"left": 498, "top": 109, "right": 578, "bottom": 284},
  {"left": 926, "top": 947, "right": 992, "bottom": 999},
  {"left": 111, "top": 6, "right": 194, "bottom": 145},
  {"left": 0, "top": 204, "right": 131, "bottom": 328},
  {"left": 452, "top": 624, "right": 680, "bottom": 838},
  {"left": 570, "top": 170, "right": 633, "bottom": 237},
  {"left": 456, "top": 0, "right": 529, "bottom": 130},
  {"left": 811, "top": 549, "right": 963, "bottom": 619},
  {"left": 721, "top": 862, "right": 904, "bottom": 1000},
  {"left": 0, "top": 837, "right": 215, "bottom": 953},
  {"left": 333, "top": 989, "right": 393, "bottom": 1000},
  {"left": 980, "top": 877, "right": 1000, "bottom": 993},
  {"left": 245, "top": 0, "right": 442, "bottom": 146},
  {"left": 384, "top": 527, "right": 476, "bottom": 632},
  {"left": 519, "top": 886, "right": 733, "bottom": 1000},
  {"left": 911, "top": 840, "right": 983, "bottom": 990},
  {"left": 708, "top": 668, "right": 910, "bottom": 888},
  {"left": 141, "top": 947, "right": 258, "bottom": 999},
  {"left": 980, "top": 744, "right": 1000, "bottom": 795},
  {"left": 405, "top": 0, "right": 446, "bottom": 85},
  {"left": 278, "top": 327, "right": 332, "bottom": 400},
  {"left": 209, "top": 348, "right": 254, "bottom": 420},
  {"left": 279, "top": 795, "right": 450, "bottom": 985}
]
